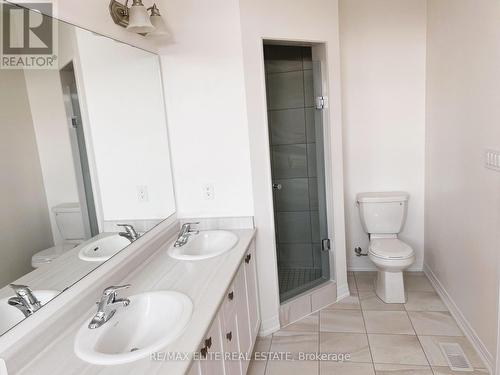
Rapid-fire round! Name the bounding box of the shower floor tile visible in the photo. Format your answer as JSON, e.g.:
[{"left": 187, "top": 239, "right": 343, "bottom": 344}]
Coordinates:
[{"left": 278, "top": 267, "right": 323, "bottom": 296}]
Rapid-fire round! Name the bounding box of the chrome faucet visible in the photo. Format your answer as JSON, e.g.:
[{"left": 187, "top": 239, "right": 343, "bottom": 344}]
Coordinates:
[
  {"left": 173, "top": 222, "right": 200, "bottom": 247},
  {"left": 88, "top": 285, "right": 131, "bottom": 329},
  {"left": 117, "top": 224, "right": 140, "bottom": 243},
  {"left": 8, "top": 284, "right": 42, "bottom": 318}
]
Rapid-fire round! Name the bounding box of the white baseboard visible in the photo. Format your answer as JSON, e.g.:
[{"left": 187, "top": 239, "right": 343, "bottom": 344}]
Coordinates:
[
  {"left": 258, "top": 314, "right": 280, "bottom": 337},
  {"left": 348, "top": 266, "right": 424, "bottom": 272},
  {"left": 424, "top": 264, "right": 493, "bottom": 374},
  {"left": 336, "top": 283, "right": 350, "bottom": 300}
]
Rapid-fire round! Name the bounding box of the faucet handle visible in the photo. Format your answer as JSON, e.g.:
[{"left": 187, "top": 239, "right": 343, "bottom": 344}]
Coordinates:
[
  {"left": 10, "top": 284, "right": 30, "bottom": 295},
  {"left": 103, "top": 284, "right": 131, "bottom": 296},
  {"left": 183, "top": 221, "right": 200, "bottom": 227},
  {"left": 117, "top": 224, "right": 138, "bottom": 234},
  {"left": 183, "top": 222, "right": 200, "bottom": 233}
]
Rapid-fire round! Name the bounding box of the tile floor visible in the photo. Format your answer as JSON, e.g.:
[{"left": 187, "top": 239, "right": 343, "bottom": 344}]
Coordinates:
[{"left": 248, "top": 272, "right": 488, "bottom": 375}]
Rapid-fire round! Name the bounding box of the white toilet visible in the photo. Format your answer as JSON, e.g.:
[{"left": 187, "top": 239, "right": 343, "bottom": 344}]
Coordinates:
[
  {"left": 31, "top": 203, "right": 86, "bottom": 268},
  {"left": 357, "top": 192, "right": 415, "bottom": 303}
]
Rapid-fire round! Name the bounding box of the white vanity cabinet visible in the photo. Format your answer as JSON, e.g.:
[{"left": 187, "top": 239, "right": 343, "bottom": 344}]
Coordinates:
[{"left": 188, "top": 243, "right": 260, "bottom": 375}]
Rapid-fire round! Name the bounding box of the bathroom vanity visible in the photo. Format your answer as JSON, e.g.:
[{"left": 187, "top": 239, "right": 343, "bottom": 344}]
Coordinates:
[{"left": 3, "top": 223, "right": 259, "bottom": 375}]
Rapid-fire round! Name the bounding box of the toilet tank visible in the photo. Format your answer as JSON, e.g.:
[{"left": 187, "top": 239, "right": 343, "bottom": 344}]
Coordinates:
[
  {"left": 52, "top": 203, "right": 86, "bottom": 241},
  {"left": 356, "top": 192, "right": 409, "bottom": 235}
]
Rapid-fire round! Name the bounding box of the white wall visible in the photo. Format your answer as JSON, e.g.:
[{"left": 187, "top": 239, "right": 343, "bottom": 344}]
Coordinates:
[
  {"left": 340, "top": 0, "right": 427, "bottom": 271},
  {"left": 238, "top": 0, "right": 347, "bottom": 332},
  {"left": 0, "top": 70, "right": 54, "bottom": 287},
  {"left": 159, "top": 0, "right": 254, "bottom": 218},
  {"left": 24, "top": 69, "right": 80, "bottom": 245},
  {"left": 425, "top": 0, "right": 500, "bottom": 368},
  {"left": 75, "top": 29, "right": 176, "bottom": 221}
]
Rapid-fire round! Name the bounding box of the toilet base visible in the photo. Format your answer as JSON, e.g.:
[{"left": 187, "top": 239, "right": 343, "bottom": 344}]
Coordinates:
[{"left": 375, "top": 270, "right": 406, "bottom": 303}]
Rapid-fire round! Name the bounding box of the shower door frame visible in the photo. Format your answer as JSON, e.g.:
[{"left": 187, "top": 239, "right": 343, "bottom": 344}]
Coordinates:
[{"left": 262, "top": 41, "right": 339, "bottom": 303}]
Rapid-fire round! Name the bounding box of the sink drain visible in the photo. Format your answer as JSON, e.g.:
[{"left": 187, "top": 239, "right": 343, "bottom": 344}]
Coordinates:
[{"left": 130, "top": 348, "right": 139, "bottom": 352}]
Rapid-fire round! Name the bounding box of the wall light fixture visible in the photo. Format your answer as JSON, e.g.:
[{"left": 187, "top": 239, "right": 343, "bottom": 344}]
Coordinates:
[{"left": 109, "top": 0, "right": 168, "bottom": 37}]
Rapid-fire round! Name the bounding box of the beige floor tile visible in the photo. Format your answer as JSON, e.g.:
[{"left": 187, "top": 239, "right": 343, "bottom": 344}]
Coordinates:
[
  {"left": 270, "top": 331, "right": 318, "bottom": 359},
  {"left": 404, "top": 292, "right": 447, "bottom": 312},
  {"left": 254, "top": 335, "right": 273, "bottom": 352},
  {"left": 408, "top": 312, "right": 463, "bottom": 336},
  {"left": 266, "top": 359, "right": 318, "bottom": 375},
  {"left": 368, "top": 334, "right": 428, "bottom": 365},
  {"left": 348, "top": 275, "right": 357, "bottom": 293},
  {"left": 404, "top": 273, "right": 435, "bottom": 292},
  {"left": 418, "top": 335, "right": 485, "bottom": 368},
  {"left": 374, "top": 363, "right": 433, "bottom": 374},
  {"left": 320, "top": 361, "right": 375, "bottom": 374},
  {"left": 324, "top": 294, "right": 361, "bottom": 310},
  {"left": 281, "top": 312, "right": 319, "bottom": 332},
  {"left": 320, "top": 332, "right": 372, "bottom": 363},
  {"left": 364, "top": 311, "right": 415, "bottom": 335},
  {"left": 431, "top": 367, "right": 489, "bottom": 375},
  {"left": 354, "top": 272, "right": 376, "bottom": 291},
  {"left": 247, "top": 359, "right": 267, "bottom": 375},
  {"left": 359, "top": 290, "right": 405, "bottom": 311},
  {"left": 320, "top": 310, "right": 366, "bottom": 333}
]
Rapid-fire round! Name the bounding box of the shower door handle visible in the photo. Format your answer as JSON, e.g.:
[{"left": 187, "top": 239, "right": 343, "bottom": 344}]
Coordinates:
[
  {"left": 272, "top": 183, "right": 282, "bottom": 190},
  {"left": 322, "top": 238, "right": 331, "bottom": 252}
]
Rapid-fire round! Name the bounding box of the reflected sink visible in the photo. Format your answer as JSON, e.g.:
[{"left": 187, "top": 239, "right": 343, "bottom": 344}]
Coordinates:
[
  {"left": 0, "top": 290, "right": 59, "bottom": 335},
  {"left": 78, "top": 233, "right": 131, "bottom": 262},
  {"left": 74, "top": 291, "right": 193, "bottom": 365},
  {"left": 167, "top": 230, "right": 239, "bottom": 260}
]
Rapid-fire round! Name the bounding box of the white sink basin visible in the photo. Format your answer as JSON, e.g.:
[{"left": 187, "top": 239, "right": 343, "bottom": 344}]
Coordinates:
[
  {"left": 0, "top": 290, "right": 59, "bottom": 335},
  {"left": 167, "top": 230, "right": 239, "bottom": 260},
  {"left": 74, "top": 291, "right": 193, "bottom": 365},
  {"left": 78, "top": 234, "right": 131, "bottom": 262}
]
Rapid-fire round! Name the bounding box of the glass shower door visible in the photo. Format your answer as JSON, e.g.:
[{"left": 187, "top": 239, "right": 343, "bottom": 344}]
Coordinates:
[{"left": 264, "top": 45, "right": 330, "bottom": 302}]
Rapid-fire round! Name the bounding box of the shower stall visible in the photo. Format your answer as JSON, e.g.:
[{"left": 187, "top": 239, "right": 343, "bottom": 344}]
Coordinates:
[{"left": 264, "top": 44, "right": 331, "bottom": 302}]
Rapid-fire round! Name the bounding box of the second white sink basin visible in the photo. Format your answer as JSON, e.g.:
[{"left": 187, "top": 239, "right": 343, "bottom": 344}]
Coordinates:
[
  {"left": 74, "top": 291, "right": 193, "bottom": 365},
  {"left": 78, "top": 233, "right": 131, "bottom": 262},
  {"left": 0, "top": 290, "right": 59, "bottom": 335},
  {"left": 168, "top": 230, "right": 239, "bottom": 260}
]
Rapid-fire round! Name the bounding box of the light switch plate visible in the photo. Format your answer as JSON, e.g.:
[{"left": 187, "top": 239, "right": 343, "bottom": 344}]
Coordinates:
[{"left": 485, "top": 149, "right": 500, "bottom": 172}]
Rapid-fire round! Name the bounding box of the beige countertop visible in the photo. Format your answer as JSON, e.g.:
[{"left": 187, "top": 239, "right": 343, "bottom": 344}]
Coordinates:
[{"left": 16, "top": 228, "right": 256, "bottom": 375}]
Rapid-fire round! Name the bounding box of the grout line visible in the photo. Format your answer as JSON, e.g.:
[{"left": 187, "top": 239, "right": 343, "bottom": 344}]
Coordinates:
[{"left": 404, "top": 285, "right": 435, "bottom": 371}]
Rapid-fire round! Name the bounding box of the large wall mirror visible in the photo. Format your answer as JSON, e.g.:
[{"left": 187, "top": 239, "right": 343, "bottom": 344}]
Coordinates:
[{"left": 0, "top": 3, "right": 176, "bottom": 335}]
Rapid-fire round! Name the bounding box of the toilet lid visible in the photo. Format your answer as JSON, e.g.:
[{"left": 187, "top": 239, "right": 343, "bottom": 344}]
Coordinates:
[
  {"left": 32, "top": 243, "right": 78, "bottom": 264},
  {"left": 369, "top": 239, "right": 414, "bottom": 259}
]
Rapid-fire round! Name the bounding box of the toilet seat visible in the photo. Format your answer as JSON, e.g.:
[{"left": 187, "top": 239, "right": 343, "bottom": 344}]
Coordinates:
[
  {"left": 369, "top": 238, "right": 414, "bottom": 260},
  {"left": 31, "top": 243, "right": 78, "bottom": 268}
]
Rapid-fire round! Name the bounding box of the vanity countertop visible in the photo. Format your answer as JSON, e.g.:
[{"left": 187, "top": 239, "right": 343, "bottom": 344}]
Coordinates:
[{"left": 16, "top": 228, "right": 257, "bottom": 375}]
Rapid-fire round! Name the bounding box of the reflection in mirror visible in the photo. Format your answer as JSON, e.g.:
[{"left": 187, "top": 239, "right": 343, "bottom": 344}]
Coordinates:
[{"left": 0, "top": 5, "right": 175, "bottom": 335}]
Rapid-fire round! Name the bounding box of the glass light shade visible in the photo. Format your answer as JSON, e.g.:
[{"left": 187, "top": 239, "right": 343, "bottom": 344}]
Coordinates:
[
  {"left": 148, "top": 15, "right": 169, "bottom": 37},
  {"left": 126, "top": 5, "right": 155, "bottom": 34}
]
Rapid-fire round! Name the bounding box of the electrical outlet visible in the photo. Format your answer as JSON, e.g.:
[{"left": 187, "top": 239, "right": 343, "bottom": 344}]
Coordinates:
[
  {"left": 485, "top": 149, "right": 500, "bottom": 172},
  {"left": 203, "top": 184, "right": 215, "bottom": 200},
  {"left": 137, "top": 185, "right": 149, "bottom": 202}
]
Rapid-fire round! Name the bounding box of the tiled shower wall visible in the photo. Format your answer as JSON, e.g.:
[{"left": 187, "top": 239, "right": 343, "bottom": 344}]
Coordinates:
[{"left": 264, "top": 45, "right": 322, "bottom": 271}]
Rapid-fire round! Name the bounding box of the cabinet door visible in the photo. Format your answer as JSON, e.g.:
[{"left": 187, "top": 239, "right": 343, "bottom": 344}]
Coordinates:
[
  {"left": 198, "top": 315, "right": 225, "bottom": 375},
  {"left": 221, "top": 311, "right": 242, "bottom": 375},
  {"left": 244, "top": 244, "right": 260, "bottom": 341},
  {"left": 186, "top": 361, "right": 201, "bottom": 375},
  {"left": 235, "top": 264, "right": 252, "bottom": 374}
]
